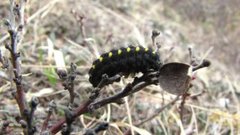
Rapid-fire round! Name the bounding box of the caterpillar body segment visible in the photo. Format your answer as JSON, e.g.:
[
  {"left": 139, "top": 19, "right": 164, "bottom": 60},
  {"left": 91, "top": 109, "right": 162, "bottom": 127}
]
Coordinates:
[{"left": 89, "top": 46, "right": 162, "bottom": 87}]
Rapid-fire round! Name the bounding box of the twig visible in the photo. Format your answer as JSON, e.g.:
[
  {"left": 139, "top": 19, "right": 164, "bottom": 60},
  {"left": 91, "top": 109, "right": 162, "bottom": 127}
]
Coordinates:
[
  {"left": 89, "top": 83, "right": 133, "bottom": 110},
  {"left": 84, "top": 122, "right": 109, "bottom": 135},
  {"left": 25, "top": 97, "right": 39, "bottom": 134},
  {"left": 61, "top": 109, "right": 74, "bottom": 135},
  {"left": 124, "top": 51, "right": 210, "bottom": 134},
  {"left": 151, "top": 29, "right": 161, "bottom": 51},
  {"left": 4, "top": 1, "right": 38, "bottom": 135},
  {"left": 188, "top": 46, "right": 211, "bottom": 71},
  {"left": 89, "top": 74, "right": 122, "bottom": 100},
  {"left": 190, "top": 90, "right": 205, "bottom": 100},
  {"left": 179, "top": 91, "right": 190, "bottom": 123},
  {"left": 49, "top": 73, "right": 121, "bottom": 134},
  {"left": 104, "top": 33, "right": 113, "bottom": 45},
  {"left": 192, "top": 59, "right": 211, "bottom": 71},
  {"left": 6, "top": 0, "right": 27, "bottom": 117},
  {"left": 40, "top": 100, "right": 56, "bottom": 134},
  {"left": 49, "top": 72, "right": 157, "bottom": 134},
  {"left": 49, "top": 100, "right": 92, "bottom": 134},
  {"left": 71, "top": 9, "right": 86, "bottom": 39},
  {"left": 188, "top": 46, "right": 197, "bottom": 66},
  {"left": 90, "top": 72, "right": 158, "bottom": 110},
  {"left": 140, "top": 95, "right": 180, "bottom": 126},
  {"left": 57, "top": 63, "right": 78, "bottom": 105}
]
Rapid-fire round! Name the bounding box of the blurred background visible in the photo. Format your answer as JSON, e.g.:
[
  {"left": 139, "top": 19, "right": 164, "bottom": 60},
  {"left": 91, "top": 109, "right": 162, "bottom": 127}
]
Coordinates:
[{"left": 0, "top": 0, "right": 239, "bottom": 134}]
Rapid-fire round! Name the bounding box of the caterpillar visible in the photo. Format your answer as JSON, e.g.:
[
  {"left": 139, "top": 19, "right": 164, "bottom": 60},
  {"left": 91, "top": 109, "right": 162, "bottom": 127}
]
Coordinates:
[{"left": 89, "top": 46, "right": 162, "bottom": 87}]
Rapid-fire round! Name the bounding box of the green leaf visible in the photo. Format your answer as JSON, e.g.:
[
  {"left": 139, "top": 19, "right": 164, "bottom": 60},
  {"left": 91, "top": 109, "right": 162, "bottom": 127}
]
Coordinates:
[{"left": 43, "top": 67, "right": 58, "bottom": 85}]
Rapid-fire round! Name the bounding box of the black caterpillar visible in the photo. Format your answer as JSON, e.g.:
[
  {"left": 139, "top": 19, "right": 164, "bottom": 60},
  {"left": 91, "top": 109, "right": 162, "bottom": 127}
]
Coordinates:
[{"left": 89, "top": 46, "right": 162, "bottom": 87}]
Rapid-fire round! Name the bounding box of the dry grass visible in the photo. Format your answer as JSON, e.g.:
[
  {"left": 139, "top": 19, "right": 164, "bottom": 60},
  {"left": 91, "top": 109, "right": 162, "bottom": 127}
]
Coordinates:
[{"left": 0, "top": 0, "right": 240, "bottom": 134}]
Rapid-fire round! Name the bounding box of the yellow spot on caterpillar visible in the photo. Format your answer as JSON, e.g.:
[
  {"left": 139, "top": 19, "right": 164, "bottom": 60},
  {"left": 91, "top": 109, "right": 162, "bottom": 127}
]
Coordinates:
[
  {"left": 145, "top": 48, "right": 149, "bottom": 52},
  {"left": 99, "top": 57, "right": 103, "bottom": 62},
  {"left": 127, "top": 47, "right": 131, "bottom": 52},
  {"left": 118, "top": 49, "right": 122, "bottom": 55},
  {"left": 108, "top": 52, "right": 113, "bottom": 57},
  {"left": 152, "top": 51, "right": 156, "bottom": 55},
  {"left": 92, "top": 65, "right": 95, "bottom": 69},
  {"left": 136, "top": 47, "right": 140, "bottom": 52}
]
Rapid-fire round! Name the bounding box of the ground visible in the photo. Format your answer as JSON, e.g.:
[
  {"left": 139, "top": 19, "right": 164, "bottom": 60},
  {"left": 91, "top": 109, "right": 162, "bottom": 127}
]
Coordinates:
[{"left": 0, "top": 0, "right": 240, "bottom": 134}]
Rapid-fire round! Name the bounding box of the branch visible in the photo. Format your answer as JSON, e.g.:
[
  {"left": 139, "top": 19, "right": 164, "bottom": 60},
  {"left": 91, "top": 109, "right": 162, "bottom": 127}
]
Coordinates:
[
  {"left": 192, "top": 59, "right": 211, "bottom": 71},
  {"left": 84, "top": 122, "right": 109, "bottom": 135},
  {"left": 71, "top": 9, "right": 86, "bottom": 39},
  {"left": 4, "top": 1, "right": 36, "bottom": 135},
  {"left": 57, "top": 63, "right": 78, "bottom": 105},
  {"left": 6, "top": 0, "right": 27, "bottom": 118},
  {"left": 151, "top": 29, "right": 160, "bottom": 50},
  {"left": 90, "top": 72, "right": 158, "bottom": 110},
  {"left": 61, "top": 109, "right": 74, "bottom": 135},
  {"left": 40, "top": 100, "right": 56, "bottom": 134},
  {"left": 49, "top": 72, "right": 157, "bottom": 134},
  {"left": 49, "top": 100, "right": 92, "bottom": 134}
]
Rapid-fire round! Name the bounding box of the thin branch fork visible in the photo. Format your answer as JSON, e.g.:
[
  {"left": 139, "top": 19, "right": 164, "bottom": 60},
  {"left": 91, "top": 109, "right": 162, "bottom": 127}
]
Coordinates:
[
  {"left": 8, "top": 29, "right": 28, "bottom": 116},
  {"left": 50, "top": 72, "right": 157, "bottom": 134},
  {"left": 40, "top": 100, "right": 56, "bottom": 134},
  {"left": 57, "top": 63, "right": 78, "bottom": 105},
  {"left": 90, "top": 76, "right": 158, "bottom": 110},
  {"left": 5, "top": 0, "right": 36, "bottom": 134},
  {"left": 50, "top": 100, "right": 92, "bottom": 134}
]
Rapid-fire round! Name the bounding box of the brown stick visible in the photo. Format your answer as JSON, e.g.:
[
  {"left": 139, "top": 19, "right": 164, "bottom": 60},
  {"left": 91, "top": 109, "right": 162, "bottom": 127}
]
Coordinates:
[
  {"left": 50, "top": 72, "right": 157, "bottom": 134},
  {"left": 8, "top": 30, "right": 27, "bottom": 116},
  {"left": 50, "top": 100, "right": 92, "bottom": 134},
  {"left": 5, "top": 1, "right": 35, "bottom": 134}
]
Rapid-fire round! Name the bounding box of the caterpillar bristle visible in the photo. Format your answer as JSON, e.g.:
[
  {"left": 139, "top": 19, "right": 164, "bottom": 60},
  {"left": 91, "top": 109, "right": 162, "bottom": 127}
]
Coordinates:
[{"left": 89, "top": 46, "right": 162, "bottom": 87}]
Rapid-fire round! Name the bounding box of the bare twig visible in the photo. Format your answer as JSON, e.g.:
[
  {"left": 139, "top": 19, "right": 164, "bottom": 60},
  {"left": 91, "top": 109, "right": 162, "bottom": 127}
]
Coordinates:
[
  {"left": 57, "top": 63, "right": 78, "bottom": 105},
  {"left": 188, "top": 46, "right": 211, "bottom": 71},
  {"left": 188, "top": 46, "right": 197, "bottom": 66},
  {"left": 49, "top": 73, "right": 121, "bottom": 134},
  {"left": 151, "top": 29, "right": 161, "bottom": 51},
  {"left": 49, "top": 100, "right": 92, "bottom": 134},
  {"left": 4, "top": 1, "right": 38, "bottom": 135},
  {"left": 179, "top": 91, "right": 190, "bottom": 123},
  {"left": 84, "top": 122, "right": 109, "bottom": 135},
  {"left": 89, "top": 74, "right": 122, "bottom": 100},
  {"left": 141, "top": 95, "right": 180, "bottom": 126},
  {"left": 6, "top": 0, "right": 27, "bottom": 116},
  {"left": 61, "top": 109, "right": 74, "bottom": 135},
  {"left": 71, "top": 9, "right": 86, "bottom": 39},
  {"left": 40, "top": 100, "right": 56, "bottom": 134},
  {"left": 89, "top": 83, "right": 133, "bottom": 110},
  {"left": 104, "top": 33, "right": 113, "bottom": 45},
  {"left": 190, "top": 90, "right": 206, "bottom": 100},
  {"left": 50, "top": 72, "right": 157, "bottom": 134},
  {"left": 90, "top": 72, "right": 158, "bottom": 110},
  {"left": 26, "top": 97, "right": 39, "bottom": 134},
  {"left": 192, "top": 59, "right": 211, "bottom": 71}
]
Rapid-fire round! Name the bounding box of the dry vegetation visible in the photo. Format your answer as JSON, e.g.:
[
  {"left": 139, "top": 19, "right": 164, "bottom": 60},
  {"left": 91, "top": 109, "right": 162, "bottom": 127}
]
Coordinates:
[{"left": 0, "top": 0, "right": 239, "bottom": 135}]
